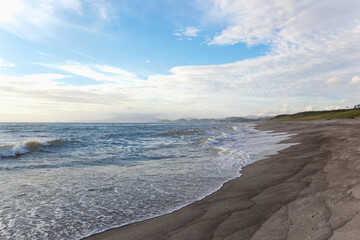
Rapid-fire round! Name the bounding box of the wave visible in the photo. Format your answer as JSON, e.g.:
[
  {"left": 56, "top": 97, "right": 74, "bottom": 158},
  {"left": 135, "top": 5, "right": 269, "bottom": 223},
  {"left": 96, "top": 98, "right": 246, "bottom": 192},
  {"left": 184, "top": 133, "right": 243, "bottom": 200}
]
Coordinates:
[
  {"left": 0, "top": 139, "right": 66, "bottom": 159},
  {"left": 157, "top": 130, "right": 201, "bottom": 136}
]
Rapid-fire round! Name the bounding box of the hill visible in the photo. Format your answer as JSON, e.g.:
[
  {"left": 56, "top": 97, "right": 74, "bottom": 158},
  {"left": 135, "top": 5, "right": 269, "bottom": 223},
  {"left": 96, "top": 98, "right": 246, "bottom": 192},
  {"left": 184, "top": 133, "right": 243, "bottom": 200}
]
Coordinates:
[{"left": 272, "top": 109, "right": 360, "bottom": 121}]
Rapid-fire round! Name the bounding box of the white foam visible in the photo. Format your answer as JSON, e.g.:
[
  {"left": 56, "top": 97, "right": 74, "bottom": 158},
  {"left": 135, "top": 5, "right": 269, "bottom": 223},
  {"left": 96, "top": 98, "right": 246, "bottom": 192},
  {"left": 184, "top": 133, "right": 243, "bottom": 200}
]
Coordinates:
[
  {"left": 0, "top": 139, "right": 65, "bottom": 159},
  {"left": 0, "top": 123, "right": 295, "bottom": 240},
  {"left": 0, "top": 144, "right": 29, "bottom": 158},
  {"left": 204, "top": 124, "right": 294, "bottom": 181}
]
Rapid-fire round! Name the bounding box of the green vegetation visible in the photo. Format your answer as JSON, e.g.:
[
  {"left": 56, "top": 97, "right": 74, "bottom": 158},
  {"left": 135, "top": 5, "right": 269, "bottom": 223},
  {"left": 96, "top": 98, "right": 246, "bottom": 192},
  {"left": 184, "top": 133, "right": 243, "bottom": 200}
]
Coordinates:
[{"left": 272, "top": 108, "right": 360, "bottom": 121}]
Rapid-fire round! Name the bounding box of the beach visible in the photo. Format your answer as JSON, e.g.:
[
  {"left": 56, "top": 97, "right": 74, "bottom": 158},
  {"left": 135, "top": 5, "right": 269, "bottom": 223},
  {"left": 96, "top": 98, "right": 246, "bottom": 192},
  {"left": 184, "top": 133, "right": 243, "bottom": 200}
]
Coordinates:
[{"left": 85, "top": 118, "right": 360, "bottom": 240}]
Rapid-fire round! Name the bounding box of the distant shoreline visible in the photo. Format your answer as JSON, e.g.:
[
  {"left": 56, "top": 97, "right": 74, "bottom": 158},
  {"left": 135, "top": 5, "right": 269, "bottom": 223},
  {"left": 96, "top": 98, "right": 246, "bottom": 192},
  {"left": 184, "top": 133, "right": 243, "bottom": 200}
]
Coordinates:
[{"left": 84, "top": 118, "right": 360, "bottom": 239}]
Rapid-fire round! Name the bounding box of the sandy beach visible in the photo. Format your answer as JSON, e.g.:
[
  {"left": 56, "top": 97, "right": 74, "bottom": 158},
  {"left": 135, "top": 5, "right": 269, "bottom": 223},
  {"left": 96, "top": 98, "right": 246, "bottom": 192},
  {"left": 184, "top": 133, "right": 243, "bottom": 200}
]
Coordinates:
[{"left": 84, "top": 119, "right": 360, "bottom": 240}]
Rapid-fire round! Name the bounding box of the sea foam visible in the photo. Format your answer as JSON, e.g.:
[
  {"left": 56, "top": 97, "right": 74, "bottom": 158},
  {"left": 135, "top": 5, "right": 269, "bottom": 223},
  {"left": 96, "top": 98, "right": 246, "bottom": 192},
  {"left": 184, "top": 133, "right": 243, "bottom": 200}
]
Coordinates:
[
  {"left": 0, "top": 139, "right": 65, "bottom": 159},
  {"left": 0, "top": 123, "right": 293, "bottom": 240}
]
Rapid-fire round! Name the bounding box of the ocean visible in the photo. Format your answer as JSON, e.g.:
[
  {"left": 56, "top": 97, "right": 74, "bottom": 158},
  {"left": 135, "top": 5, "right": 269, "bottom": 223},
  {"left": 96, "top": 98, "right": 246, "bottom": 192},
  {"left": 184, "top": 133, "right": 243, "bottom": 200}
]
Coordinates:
[{"left": 0, "top": 123, "right": 291, "bottom": 239}]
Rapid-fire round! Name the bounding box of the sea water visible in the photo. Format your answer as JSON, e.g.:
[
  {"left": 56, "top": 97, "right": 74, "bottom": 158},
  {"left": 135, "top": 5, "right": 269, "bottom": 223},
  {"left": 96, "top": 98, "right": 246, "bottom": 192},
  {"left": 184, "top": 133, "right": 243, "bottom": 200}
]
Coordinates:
[{"left": 0, "top": 123, "right": 291, "bottom": 239}]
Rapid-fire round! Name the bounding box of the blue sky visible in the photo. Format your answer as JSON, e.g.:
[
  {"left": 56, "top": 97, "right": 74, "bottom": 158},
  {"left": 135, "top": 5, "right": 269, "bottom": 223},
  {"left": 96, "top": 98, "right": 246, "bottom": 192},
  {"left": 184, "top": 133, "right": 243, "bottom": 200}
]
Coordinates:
[{"left": 1, "top": 0, "right": 360, "bottom": 122}]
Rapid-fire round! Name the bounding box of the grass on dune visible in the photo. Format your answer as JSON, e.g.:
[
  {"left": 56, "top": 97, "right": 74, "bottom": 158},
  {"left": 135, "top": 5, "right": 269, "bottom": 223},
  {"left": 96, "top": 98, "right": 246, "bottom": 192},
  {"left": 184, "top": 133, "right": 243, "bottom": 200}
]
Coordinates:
[{"left": 271, "top": 109, "right": 360, "bottom": 121}]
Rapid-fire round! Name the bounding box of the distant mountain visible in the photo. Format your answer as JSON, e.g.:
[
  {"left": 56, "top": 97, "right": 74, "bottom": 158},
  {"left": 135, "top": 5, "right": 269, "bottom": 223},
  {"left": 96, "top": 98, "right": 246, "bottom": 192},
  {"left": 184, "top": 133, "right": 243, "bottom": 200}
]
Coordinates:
[
  {"left": 158, "top": 116, "right": 268, "bottom": 124},
  {"left": 157, "top": 119, "right": 172, "bottom": 123},
  {"left": 220, "top": 117, "right": 248, "bottom": 123}
]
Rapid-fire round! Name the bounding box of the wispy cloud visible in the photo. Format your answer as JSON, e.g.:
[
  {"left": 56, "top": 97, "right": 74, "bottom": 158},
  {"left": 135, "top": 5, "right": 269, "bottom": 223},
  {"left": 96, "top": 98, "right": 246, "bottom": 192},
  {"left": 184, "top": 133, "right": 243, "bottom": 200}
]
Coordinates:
[
  {"left": 325, "top": 77, "right": 342, "bottom": 85},
  {"left": 41, "top": 61, "right": 139, "bottom": 84},
  {"left": 96, "top": 65, "right": 136, "bottom": 78},
  {"left": 92, "top": 0, "right": 111, "bottom": 20},
  {"left": 0, "top": 0, "right": 111, "bottom": 40}
]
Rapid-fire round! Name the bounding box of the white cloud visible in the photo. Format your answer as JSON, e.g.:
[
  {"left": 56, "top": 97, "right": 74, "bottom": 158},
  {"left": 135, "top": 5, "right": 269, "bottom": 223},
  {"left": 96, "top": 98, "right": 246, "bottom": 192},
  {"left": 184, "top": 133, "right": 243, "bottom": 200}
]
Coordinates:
[
  {"left": 0, "top": 58, "right": 14, "bottom": 67},
  {"left": 200, "top": 0, "right": 360, "bottom": 93},
  {"left": 96, "top": 65, "right": 136, "bottom": 78},
  {"left": 0, "top": 66, "right": 211, "bottom": 121},
  {"left": 279, "top": 103, "right": 299, "bottom": 114},
  {"left": 325, "top": 77, "right": 342, "bottom": 85},
  {"left": 183, "top": 26, "right": 200, "bottom": 37},
  {"left": 91, "top": 0, "right": 111, "bottom": 20},
  {"left": 147, "top": 51, "right": 359, "bottom": 98},
  {"left": 1, "top": 59, "right": 278, "bottom": 121},
  {"left": 1, "top": 58, "right": 357, "bottom": 122},
  {"left": 42, "top": 62, "right": 139, "bottom": 84},
  {"left": 305, "top": 105, "right": 313, "bottom": 111},
  {"left": 97, "top": 5, "right": 108, "bottom": 20},
  {"left": 280, "top": 104, "right": 289, "bottom": 113},
  {"left": 174, "top": 26, "right": 201, "bottom": 40},
  {"left": 181, "top": 0, "right": 360, "bottom": 101},
  {"left": 349, "top": 76, "right": 360, "bottom": 85},
  {"left": 2, "top": 1, "right": 360, "bottom": 121},
  {"left": 0, "top": 0, "right": 109, "bottom": 40},
  {"left": 207, "top": 0, "right": 360, "bottom": 47},
  {"left": 324, "top": 106, "right": 337, "bottom": 110}
]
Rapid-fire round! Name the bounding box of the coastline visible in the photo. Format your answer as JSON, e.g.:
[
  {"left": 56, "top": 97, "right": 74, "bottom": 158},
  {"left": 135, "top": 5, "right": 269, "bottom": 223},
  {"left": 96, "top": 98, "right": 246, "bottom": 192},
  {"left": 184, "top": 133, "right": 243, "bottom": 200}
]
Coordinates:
[{"left": 84, "top": 119, "right": 360, "bottom": 240}]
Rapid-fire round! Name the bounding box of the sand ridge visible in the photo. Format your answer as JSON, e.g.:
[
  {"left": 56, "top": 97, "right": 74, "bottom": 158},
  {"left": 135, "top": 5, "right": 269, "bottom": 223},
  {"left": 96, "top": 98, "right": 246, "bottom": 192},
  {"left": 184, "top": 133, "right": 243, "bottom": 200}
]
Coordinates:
[{"left": 84, "top": 119, "right": 360, "bottom": 240}]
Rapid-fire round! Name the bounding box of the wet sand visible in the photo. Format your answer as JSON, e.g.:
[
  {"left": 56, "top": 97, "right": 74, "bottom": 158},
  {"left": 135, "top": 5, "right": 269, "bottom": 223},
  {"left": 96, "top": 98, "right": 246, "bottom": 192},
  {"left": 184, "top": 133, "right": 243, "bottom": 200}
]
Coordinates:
[{"left": 84, "top": 119, "right": 360, "bottom": 240}]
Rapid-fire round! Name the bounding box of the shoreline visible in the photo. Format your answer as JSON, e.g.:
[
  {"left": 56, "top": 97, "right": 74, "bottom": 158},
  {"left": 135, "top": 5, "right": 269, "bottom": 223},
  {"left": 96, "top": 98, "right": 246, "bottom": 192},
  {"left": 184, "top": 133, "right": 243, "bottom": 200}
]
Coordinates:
[
  {"left": 84, "top": 119, "right": 360, "bottom": 240},
  {"left": 80, "top": 122, "right": 293, "bottom": 240}
]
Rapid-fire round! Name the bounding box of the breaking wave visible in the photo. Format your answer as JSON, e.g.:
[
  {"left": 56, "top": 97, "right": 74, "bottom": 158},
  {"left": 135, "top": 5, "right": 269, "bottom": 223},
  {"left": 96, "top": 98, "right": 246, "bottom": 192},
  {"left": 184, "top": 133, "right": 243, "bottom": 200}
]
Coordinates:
[
  {"left": 0, "top": 139, "right": 66, "bottom": 159},
  {"left": 157, "top": 129, "right": 201, "bottom": 136}
]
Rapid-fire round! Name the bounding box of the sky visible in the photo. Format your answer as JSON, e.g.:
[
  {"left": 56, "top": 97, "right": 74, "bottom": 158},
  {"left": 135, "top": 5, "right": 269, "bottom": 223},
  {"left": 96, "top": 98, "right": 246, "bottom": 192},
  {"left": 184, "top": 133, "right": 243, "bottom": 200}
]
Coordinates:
[{"left": 0, "top": 0, "right": 360, "bottom": 122}]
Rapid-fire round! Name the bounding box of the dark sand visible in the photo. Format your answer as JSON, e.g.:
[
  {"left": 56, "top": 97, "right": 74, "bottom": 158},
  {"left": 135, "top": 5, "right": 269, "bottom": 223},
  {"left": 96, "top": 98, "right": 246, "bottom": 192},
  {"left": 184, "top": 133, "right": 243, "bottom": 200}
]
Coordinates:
[{"left": 84, "top": 119, "right": 360, "bottom": 240}]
